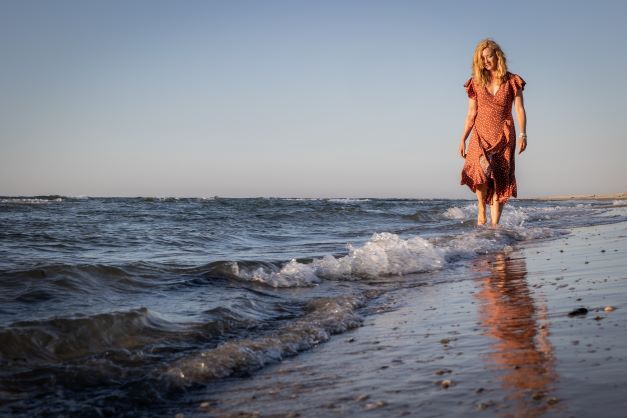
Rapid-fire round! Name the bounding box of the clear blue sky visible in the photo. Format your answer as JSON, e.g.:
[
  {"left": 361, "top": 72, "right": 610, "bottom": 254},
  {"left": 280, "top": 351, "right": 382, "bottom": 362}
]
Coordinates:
[{"left": 1, "top": 0, "right": 626, "bottom": 198}]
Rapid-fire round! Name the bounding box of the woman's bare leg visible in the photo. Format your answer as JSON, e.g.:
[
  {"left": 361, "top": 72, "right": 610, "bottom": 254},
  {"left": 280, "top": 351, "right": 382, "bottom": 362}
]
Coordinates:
[
  {"left": 475, "top": 184, "right": 487, "bottom": 225},
  {"left": 490, "top": 194, "right": 504, "bottom": 226}
]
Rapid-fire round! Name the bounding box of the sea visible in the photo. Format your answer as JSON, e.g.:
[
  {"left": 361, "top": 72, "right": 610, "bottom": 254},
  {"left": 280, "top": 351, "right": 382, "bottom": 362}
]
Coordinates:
[{"left": 1, "top": 196, "right": 626, "bottom": 416}]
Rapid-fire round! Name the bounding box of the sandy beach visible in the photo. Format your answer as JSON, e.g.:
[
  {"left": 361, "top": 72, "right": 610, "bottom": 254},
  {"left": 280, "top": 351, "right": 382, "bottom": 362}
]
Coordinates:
[
  {"left": 178, "top": 220, "right": 627, "bottom": 417},
  {"left": 527, "top": 192, "right": 627, "bottom": 201}
]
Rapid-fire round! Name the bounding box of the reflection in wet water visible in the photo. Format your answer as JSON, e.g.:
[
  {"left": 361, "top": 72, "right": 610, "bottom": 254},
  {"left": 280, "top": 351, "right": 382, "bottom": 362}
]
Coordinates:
[{"left": 476, "top": 253, "right": 557, "bottom": 416}]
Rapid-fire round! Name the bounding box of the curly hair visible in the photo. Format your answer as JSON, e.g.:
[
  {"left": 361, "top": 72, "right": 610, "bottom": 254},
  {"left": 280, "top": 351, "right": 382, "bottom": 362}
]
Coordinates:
[{"left": 472, "top": 39, "right": 508, "bottom": 86}]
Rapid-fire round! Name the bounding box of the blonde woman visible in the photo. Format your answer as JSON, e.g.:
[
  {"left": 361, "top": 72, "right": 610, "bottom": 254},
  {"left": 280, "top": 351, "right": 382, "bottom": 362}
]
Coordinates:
[{"left": 459, "top": 39, "right": 527, "bottom": 226}]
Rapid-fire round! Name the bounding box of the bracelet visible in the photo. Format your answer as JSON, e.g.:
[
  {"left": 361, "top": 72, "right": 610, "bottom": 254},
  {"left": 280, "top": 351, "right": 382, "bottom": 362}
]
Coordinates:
[{"left": 519, "top": 132, "right": 527, "bottom": 138}]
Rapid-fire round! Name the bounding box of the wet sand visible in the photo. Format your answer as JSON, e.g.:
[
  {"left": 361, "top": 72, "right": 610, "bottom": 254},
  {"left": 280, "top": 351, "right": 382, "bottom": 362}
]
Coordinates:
[{"left": 179, "top": 221, "right": 627, "bottom": 417}]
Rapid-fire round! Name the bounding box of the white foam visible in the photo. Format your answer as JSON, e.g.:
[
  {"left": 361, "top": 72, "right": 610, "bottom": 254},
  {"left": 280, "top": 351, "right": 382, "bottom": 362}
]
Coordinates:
[
  {"left": 228, "top": 207, "right": 565, "bottom": 287},
  {"left": 444, "top": 232, "right": 499, "bottom": 257},
  {"left": 499, "top": 206, "right": 529, "bottom": 227},
  {"left": 0, "top": 198, "right": 63, "bottom": 204},
  {"left": 443, "top": 207, "right": 465, "bottom": 220},
  {"left": 443, "top": 203, "right": 476, "bottom": 220},
  {"left": 231, "top": 233, "right": 445, "bottom": 287},
  {"left": 327, "top": 198, "right": 371, "bottom": 204},
  {"left": 313, "top": 232, "right": 444, "bottom": 279},
  {"left": 231, "top": 260, "right": 321, "bottom": 288},
  {"left": 164, "top": 295, "right": 363, "bottom": 386},
  {"left": 443, "top": 203, "right": 593, "bottom": 225}
]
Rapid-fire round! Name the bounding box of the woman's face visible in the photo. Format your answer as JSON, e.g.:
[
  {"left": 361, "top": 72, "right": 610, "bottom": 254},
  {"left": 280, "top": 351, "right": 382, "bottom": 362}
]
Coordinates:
[{"left": 481, "top": 47, "right": 497, "bottom": 71}]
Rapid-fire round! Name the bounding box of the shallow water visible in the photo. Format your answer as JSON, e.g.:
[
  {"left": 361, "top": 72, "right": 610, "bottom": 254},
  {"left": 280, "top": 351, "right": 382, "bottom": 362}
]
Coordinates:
[{"left": 1, "top": 196, "right": 625, "bottom": 416}]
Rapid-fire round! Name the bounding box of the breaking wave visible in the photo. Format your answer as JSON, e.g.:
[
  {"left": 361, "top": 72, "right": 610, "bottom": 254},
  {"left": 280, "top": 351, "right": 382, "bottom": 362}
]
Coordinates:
[
  {"left": 227, "top": 224, "right": 562, "bottom": 287},
  {"left": 164, "top": 295, "right": 363, "bottom": 386}
]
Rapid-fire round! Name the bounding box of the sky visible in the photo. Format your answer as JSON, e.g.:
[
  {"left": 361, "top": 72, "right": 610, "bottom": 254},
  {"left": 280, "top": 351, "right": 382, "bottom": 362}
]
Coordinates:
[{"left": 1, "top": 0, "right": 626, "bottom": 198}]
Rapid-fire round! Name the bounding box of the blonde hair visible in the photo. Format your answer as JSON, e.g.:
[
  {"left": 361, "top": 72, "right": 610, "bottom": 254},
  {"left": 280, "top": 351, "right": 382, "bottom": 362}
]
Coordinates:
[{"left": 472, "top": 39, "right": 508, "bottom": 86}]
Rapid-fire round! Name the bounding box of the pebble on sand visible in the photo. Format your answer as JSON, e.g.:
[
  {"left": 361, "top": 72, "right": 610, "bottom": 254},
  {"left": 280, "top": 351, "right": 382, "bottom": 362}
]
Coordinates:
[
  {"left": 546, "top": 397, "right": 559, "bottom": 405},
  {"left": 568, "top": 307, "right": 588, "bottom": 317},
  {"left": 604, "top": 306, "right": 616, "bottom": 312},
  {"left": 365, "top": 400, "right": 387, "bottom": 410},
  {"left": 439, "top": 379, "right": 452, "bottom": 389},
  {"left": 475, "top": 400, "right": 495, "bottom": 410},
  {"left": 532, "top": 392, "right": 545, "bottom": 400}
]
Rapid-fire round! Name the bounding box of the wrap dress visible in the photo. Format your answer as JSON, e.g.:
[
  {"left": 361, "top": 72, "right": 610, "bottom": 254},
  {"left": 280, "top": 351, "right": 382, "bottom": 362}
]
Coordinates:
[{"left": 460, "top": 72, "right": 525, "bottom": 204}]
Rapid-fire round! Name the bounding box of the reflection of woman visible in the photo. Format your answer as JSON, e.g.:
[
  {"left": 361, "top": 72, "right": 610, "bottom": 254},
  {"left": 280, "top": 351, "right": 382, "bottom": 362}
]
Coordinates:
[
  {"left": 476, "top": 253, "right": 556, "bottom": 415},
  {"left": 459, "top": 39, "right": 527, "bottom": 226}
]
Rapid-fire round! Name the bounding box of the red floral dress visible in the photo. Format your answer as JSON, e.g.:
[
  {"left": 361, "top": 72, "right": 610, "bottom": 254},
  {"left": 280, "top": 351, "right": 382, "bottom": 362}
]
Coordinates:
[{"left": 461, "top": 72, "right": 525, "bottom": 204}]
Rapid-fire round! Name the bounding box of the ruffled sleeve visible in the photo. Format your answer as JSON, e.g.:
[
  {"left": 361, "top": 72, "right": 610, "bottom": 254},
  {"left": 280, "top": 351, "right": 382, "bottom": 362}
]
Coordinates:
[
  {"left": 509, "top": 73, "right": 526, "bottom": 96},
  {"left": 464, "top": 78, "right": 476, "bottom": 99}
]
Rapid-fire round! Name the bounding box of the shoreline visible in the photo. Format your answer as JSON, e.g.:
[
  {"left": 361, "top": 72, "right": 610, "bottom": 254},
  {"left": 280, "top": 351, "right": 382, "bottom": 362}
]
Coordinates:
[
  {"left": 524, "top": 192, "right": 627, "bottom": 201},
  {"left": 185, "top": 220, "right": 627, "bottom": 417},
  {"left": 2, "top": 193, "right": 627, "bottom": 201}
]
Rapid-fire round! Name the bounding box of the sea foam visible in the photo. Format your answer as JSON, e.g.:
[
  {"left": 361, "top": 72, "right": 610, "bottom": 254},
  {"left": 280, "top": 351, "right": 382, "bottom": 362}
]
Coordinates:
[
  {"left": 229, "top": 219, "right": 563, "bottom": 288},
  {"left": 164, "top": 295, "right": 363, "bottom": 386},
  {"left": 230, "top": 232, "right": 444, "bottom": 286}
]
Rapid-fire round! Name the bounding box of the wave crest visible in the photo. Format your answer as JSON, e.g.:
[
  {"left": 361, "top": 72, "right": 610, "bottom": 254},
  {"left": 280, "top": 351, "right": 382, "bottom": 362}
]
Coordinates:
[
  {"left": 164, "top": 295, "right": 363, "bottom": 385},
  {"left": 314, "top": 232, "right": 443, "bottom": 279},
  {"left": 228, "top": 232, "right": 445, "bottom": 287}
]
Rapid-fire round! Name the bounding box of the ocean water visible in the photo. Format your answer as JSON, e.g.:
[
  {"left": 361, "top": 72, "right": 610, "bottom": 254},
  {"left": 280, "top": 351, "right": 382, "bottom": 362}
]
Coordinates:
[{"left": 1, "top": 196, "right": 626, "bottom": 416}]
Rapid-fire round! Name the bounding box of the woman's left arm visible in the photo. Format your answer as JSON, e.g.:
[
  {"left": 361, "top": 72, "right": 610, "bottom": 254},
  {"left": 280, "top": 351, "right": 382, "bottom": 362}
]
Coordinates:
[{"left": 514, "top": 92, "right": 527, "bottom": 154}]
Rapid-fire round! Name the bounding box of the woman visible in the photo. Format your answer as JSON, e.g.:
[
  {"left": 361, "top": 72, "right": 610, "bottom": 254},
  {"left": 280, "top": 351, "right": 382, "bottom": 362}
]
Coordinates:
[{"left": 459, "top": 39, "right": 527, "bottom": 226}]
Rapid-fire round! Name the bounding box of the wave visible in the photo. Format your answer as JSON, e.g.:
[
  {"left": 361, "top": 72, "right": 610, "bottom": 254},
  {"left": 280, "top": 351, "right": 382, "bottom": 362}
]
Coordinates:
[
  {"left": 3, "top": 201, "right": 608, "bottom": 296},
  {"left": 0, "top": 263, "right": 160, "bottom": 295},
  {"left": 0, "top": 304, "right": 266, "bottom": 365},
  {"left": 0, "top": 195, "right": 95, "bottom": 204},
  {"left": 0, "top": 294, "right": 364, "bottom": 410},
  {"left": 326, "top": 198, "right": 371, "bottom": 203},
  {"left": 440, "top": 201, "right": 614, "bottom": 226},
  {"left": 0, "top": 196, "right": 64, "bottom": 204},
  {"left": 217, "top": 233, "right": 444, "bottom": 287},
  {"left": 163, "top": 294, "right": 363, "bottom": 386},
  {"left": 229, "top": 259, "right": 321, "bottom": 287},
  {"left": 1, "top": 218, "right": 565, "bottom": 298},
  {"left": 225, "top": 223, "right": 562, "bottom": 287},
  {"left": 0, "top": 308, "right": 180, "bottom": 363}
]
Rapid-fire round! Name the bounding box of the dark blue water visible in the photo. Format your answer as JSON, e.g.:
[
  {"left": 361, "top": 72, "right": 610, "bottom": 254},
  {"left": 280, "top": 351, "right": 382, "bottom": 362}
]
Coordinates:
[{"left": 1, "top": 196, "right": 625, "bottom": 416}]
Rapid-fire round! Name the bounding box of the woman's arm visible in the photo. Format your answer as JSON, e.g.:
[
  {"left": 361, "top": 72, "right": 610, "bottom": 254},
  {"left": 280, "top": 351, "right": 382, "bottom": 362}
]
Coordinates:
[
  {"left": 514, "top": 91, "right": 527, "bottom": 154},
  {"left": 459, "top": 98, "right": 477, "bottom": 158}
]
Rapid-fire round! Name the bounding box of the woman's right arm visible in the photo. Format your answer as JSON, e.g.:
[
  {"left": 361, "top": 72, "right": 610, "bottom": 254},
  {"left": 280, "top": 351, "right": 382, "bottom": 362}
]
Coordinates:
[{"left": 459, "top": 98, "right": 477, "bottom": 158}]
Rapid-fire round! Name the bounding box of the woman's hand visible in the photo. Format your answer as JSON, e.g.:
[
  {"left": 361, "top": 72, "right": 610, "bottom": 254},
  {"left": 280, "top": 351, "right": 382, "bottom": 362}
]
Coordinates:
[
  {"left": 459, "top": 140, "right": 466, "bottom": 158},
  {"left": 518, "top": 136, "right": 527, "bottom": 154}
]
